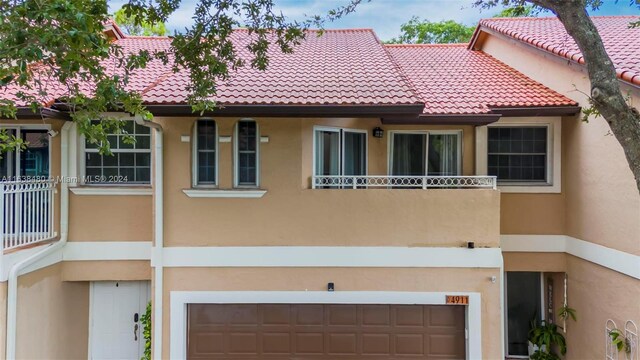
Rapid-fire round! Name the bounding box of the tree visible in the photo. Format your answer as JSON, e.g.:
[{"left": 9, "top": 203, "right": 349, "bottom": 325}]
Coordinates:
[
  {"left": 493, "top": 5, "right": 536, "bottom": 17},
  {"left": 114, "top": 8, "right": 167, "bottom": 36},
  {"left": 474, "top": 0, "right": 640, "bottom": 193},
  {"left": 388, "top": 18, "right": 475, "bottom": 44}
]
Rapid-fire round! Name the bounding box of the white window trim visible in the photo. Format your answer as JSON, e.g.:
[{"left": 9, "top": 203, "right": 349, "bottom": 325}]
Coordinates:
[
  {"left": 170, "top": 291, "right": 482, "bottom": 360},
  {"left": 0, "top": 124, "right": 52, "bottom": 180},
  {"left": 476, "top": 117, "right": 561, "bottom": 193},
  {"left": 79, "top": 116, "right": 153, "bottom": 187},
  {"left": 233, "top": 119, "right": 260, "bottom": 188},
  {"left": 192, "top": 119, "right": 219, "bottom": 188},
  {"left": 182, "top": 189, "right": 266, "bottom": 198},
  {"left": 387, "top": 130, "right": 463, "bottom": 176},
  {"left": 312, "top": 126, "right": 369, "bottom": 178}
]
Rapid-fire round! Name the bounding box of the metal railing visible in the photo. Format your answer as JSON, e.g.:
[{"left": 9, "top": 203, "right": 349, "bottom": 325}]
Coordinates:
[
  {"left": 312, "top": 175, "right": 497, "bottom": 189},
  {"left": 0, "top": 180, "right": 57, "bottom": 251}
]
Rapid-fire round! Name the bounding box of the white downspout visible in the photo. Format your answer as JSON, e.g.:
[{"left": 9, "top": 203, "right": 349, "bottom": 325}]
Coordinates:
[
  {"left": 135, "top": 118, "right": 163, "bottom": 360},
  {"left": 500, "top": 255, "right": 506, "bottom": 360},
  {"left": 5, "top": 121, "right": 72, "bottom": 360}
]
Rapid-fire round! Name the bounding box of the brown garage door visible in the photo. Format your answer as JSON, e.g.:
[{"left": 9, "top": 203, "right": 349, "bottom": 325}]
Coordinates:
[{"left": 187, "top": 304, "right": 465, "bottom": 359}]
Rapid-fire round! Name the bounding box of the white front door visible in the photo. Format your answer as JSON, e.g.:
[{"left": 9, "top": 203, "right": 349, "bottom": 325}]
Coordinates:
[{"left": 90, "top": 281, "right": 150, "bottom": 360}]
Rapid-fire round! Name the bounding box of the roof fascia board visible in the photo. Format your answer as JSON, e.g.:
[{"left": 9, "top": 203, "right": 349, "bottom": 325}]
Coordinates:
[
  {"left": 383, "top": 114, "right": 501, "bottom": 125},
  {"left": 489, "top": 106, "right": 581, "bottom": 117},
  {"left": 145, "top": 104, "right": 425, "bottom": 118}
]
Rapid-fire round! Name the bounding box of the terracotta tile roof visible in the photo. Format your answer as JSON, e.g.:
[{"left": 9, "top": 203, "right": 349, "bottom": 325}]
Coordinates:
[
  {"left": 476, "top": 16, "right": 640, "bottom": 86},
  {"left": 386, "top": 44, "right": 577, "bottom": 115},
  {"left": 2, "top": 29, "right": 423, "bottom": 108}
]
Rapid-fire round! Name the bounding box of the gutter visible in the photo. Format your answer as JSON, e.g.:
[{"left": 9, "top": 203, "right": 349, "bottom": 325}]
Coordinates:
[
  {"left": 135, "top": 117, "right": 164, "bottom": 360},
  {"left": 5, "top": 121, "right": 72, "bottom": 360}
]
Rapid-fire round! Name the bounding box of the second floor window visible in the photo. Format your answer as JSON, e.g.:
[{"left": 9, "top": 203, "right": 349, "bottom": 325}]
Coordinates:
[
  {"left": 487, "top": 126, "right": 548, "bottom": 183},
  {"left": 234, "top": 120, "right": 259, "bottom": 187},
  {"left": 390, "top": 131, "right": 461, "bottom": 177},
  {"left": 314, "top": 127, "right": 367, "bottom": 177},
  {"left": 85, "top": 120, "right": 151, "bottom": 184},
  {"left": 194, "top": 119, "right": 217, "bottom": 186}
]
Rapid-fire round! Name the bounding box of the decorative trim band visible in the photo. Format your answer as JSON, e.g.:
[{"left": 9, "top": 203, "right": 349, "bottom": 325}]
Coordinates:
[
  {"left": 63, "top": 241, "right": 152, "bottom": 261},
  {"left": 501, "top": 235, "right": 640, "bottom": 279},
  {"left": 182, "top": 189, "right": 267, "bottom": 198},
  {"left": 155, "top": 246, "right": 503, "bottom": 268}
]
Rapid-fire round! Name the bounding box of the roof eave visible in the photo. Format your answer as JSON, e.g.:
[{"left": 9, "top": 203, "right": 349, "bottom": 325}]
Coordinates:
[
  {"left": 383, "top": 113, "right": 501, "bottom": 125},
  {"left": 145, "top": 103, "right": 426, "bottom": 118},
  {"left": 489, "top": 105, "right": 581, "bottom": 117}
]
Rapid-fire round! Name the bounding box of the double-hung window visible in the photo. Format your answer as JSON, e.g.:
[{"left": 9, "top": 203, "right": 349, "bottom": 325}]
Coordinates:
[
  {"left": 390, "top": 131, "right": 461, "bottom": 177},
  {"left": 193, "top": 119, "right": 218, "bottom": 186},
  {"left": 234, "top": 120, "right": 259, "bottom": 187},
  {"left": 487, "top": 126, "right": 548, "bottom": 183},
  {"left": 84, "top": 120, "right": 151, "bottom": 184},
  {"left": 0, "top": 127, "right": 50, "bottom": 180},
  {"left": 314, "top": 127, "right": 367, "bottom": 187}
]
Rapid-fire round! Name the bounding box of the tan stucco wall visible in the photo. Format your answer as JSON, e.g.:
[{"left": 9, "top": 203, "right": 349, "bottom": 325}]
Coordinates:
[
  {"left": 62, "top": 260, "right": 151, "bottom": 281},
  {"left": 503, "top": 252, "right": 567, "bottom": 272},
  {"left": 68, "top": 194, "right": 152, "bottom": 241},
  {"left": 161, "top": 266, "right": 503, "bottom": 359},
  {"left": 563, "top": 256, "right": 640, "bottom": 359},
  {"left": 16, "top": 263, "right": 89, "bottom": 360},
  {"left": 480, "top": 32, "right": 640, "bottom": 255},
  {"left": 157, "top": 117, "right": 499, "bottom": 247}
]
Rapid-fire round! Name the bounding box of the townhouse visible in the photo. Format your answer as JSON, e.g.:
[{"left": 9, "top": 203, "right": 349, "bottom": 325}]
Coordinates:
[{"left": 0, "top": 15, "right": 637, "bottom": 360}]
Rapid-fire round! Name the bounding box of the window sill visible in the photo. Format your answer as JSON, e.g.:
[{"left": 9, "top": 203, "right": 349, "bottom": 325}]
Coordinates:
[
  {"left": 70, "top": 186, "right": 153, "bottom": 196},
  {"left": 182, "top": 189, "right": 267, "bottom": 198}
]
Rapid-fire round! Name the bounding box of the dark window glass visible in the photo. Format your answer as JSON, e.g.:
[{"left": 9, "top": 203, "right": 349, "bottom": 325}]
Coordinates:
[
  {"left": 85, "top": 120, "right": 151, "bottom": 184},
  {"left": 487, "top": 127, "right": 547, "bottom": 182},
  {"left": 196, "top": 120, "right": 217, "bottom": 185},
  {"left": 391, "top": 133, "right": 425, "bottom": 176},
  {"left": 236, "top": 121, "right": 258, "bottom": 186}
]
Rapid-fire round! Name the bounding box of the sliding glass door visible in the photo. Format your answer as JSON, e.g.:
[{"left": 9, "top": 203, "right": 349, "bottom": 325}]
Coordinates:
[
  {"left": 391, "top": 131, "right": 461, "bottom": 177},
  {"left": 0, "top": 128, "right": 50, "bottom": 181},
  {"left": 314, "top": 128, "right": 367, "bottom": 188}
]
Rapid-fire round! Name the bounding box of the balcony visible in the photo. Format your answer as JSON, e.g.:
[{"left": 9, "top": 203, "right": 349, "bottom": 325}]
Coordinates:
[
  {"left": 0, "top": 180, "right": 57, "bottom": 251},
  {"left": 312, "top": 175, "right": 497, "bottom": 189}
]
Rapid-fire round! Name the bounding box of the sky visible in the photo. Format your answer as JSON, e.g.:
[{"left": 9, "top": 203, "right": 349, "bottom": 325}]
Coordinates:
[{"left": 108, "top": 0, "right": 639, "bottom": 41}]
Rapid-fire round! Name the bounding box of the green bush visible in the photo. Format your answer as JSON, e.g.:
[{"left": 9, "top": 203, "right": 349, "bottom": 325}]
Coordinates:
[{"left": 140, "top": 301, "right": 151, "bottom": 360}]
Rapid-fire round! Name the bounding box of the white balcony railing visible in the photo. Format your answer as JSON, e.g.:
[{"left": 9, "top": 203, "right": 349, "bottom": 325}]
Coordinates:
[
  {"left": 0, "top": 180, "right": 57, "bottom": 251},
  {"left": 312, "top": 175, "right": 497, "bottom": 189}
]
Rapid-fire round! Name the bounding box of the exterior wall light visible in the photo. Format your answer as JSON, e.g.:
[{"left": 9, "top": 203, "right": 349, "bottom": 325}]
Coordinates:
[
  {"left": 373, "top": 127, "right": 384, "bottom": 138},
  {"left": 327, "top": 282, "right": 335, "bottom": 292}
]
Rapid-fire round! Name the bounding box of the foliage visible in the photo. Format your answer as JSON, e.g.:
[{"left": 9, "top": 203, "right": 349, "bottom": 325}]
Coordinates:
[
  {"left": 387, "top": 18, "right": 474, "bottom": 44},
  {"left": 0, "top": 0, "right": 362, "bottom": 154},
  {"left": 114, "top": 8, "right": 167, "bottom": 36},
  {"left": 140, "top": 301, "right": 151, "bottom": 360},
  {"left": 557, "top": 305, "right": 577, "bottom": 322},
  {"left": 493, "top": 5, "right": 536, "bottom": 17},
  {"left": 609, "top": 329, "right": 632, "bottom": 354},
  {"left": 529, "top": 321, "right": 567, "bottom": 359}
]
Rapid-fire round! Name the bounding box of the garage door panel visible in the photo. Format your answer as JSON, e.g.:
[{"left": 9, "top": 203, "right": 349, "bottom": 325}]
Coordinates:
[{"left": 188, "top": 304, "right": 465, "bottom": 359}]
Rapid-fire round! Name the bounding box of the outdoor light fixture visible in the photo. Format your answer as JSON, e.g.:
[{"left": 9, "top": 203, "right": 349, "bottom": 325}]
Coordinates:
[
  {"left": 373, "top": 127, "right": 384, "bottom": 138},
  {"left": 467, "top": 241, "right": 475, "bottom": 249},
  {"left": 327, "top": 282, "right": 335, "bottom": 292}
]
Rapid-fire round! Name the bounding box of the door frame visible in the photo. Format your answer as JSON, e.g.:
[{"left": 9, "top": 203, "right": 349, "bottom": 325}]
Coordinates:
[
  {"left": 503, "top": 272, "right": 545, "bottom": 358},
  {"left": 170, "top": 291, "right": 481, "bottom": 360},
  {"left": 88, "top": 281, "right": 151, "bottom": 360}
]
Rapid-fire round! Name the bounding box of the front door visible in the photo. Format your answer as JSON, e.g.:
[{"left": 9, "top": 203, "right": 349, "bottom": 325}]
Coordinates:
[
  {"left": 90, "top": 281, "right": 150, "bottom": 360},
  {"left": 506, "top": 272, "right": 543, "bottom": 357}
]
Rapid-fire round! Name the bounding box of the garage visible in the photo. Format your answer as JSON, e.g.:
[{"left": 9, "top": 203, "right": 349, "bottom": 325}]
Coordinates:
[{"left": 187, "top": 304, "right": 466, "bottom": 359}]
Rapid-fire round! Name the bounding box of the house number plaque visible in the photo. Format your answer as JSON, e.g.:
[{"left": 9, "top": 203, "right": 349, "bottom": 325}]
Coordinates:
[{"left": 446, "top": 295, "right": 469, "bottom": 305}]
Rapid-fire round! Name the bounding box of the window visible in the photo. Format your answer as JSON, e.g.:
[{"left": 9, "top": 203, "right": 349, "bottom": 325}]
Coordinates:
[
  {"left": 0, "top": 127, "right": 50, "bottom": 180},
  {"left": 487, "top": 126, "right": 547, "bottom": 183},
  {"left": 84, "top": 120, "right": 151, "bottom": 184},
  {"left": 193, "top": 119, "right": 217, "bottom": 186},
  {"left": 390, "top": 131, "right": 461, "bottom": 176},
  {"left": 234, "top": 120, "right": 259, "bottom": 187},
  {"left": 314, "top": 127, "right": 367, "bottom": 180}
]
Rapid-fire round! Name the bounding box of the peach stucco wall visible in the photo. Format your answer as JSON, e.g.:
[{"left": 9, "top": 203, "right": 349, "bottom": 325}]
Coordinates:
[
  {"left": 156, "top": 116, "right": 500, "bottom": 248},
  {"left": 16, "top": 263, "right": 89, "bottom": 360},
  {"left": 481, "top": 32, "right": 640, "bottom": 255},
  {"left": 161, "top": 266, "right": 503, "bottom": 359}
]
